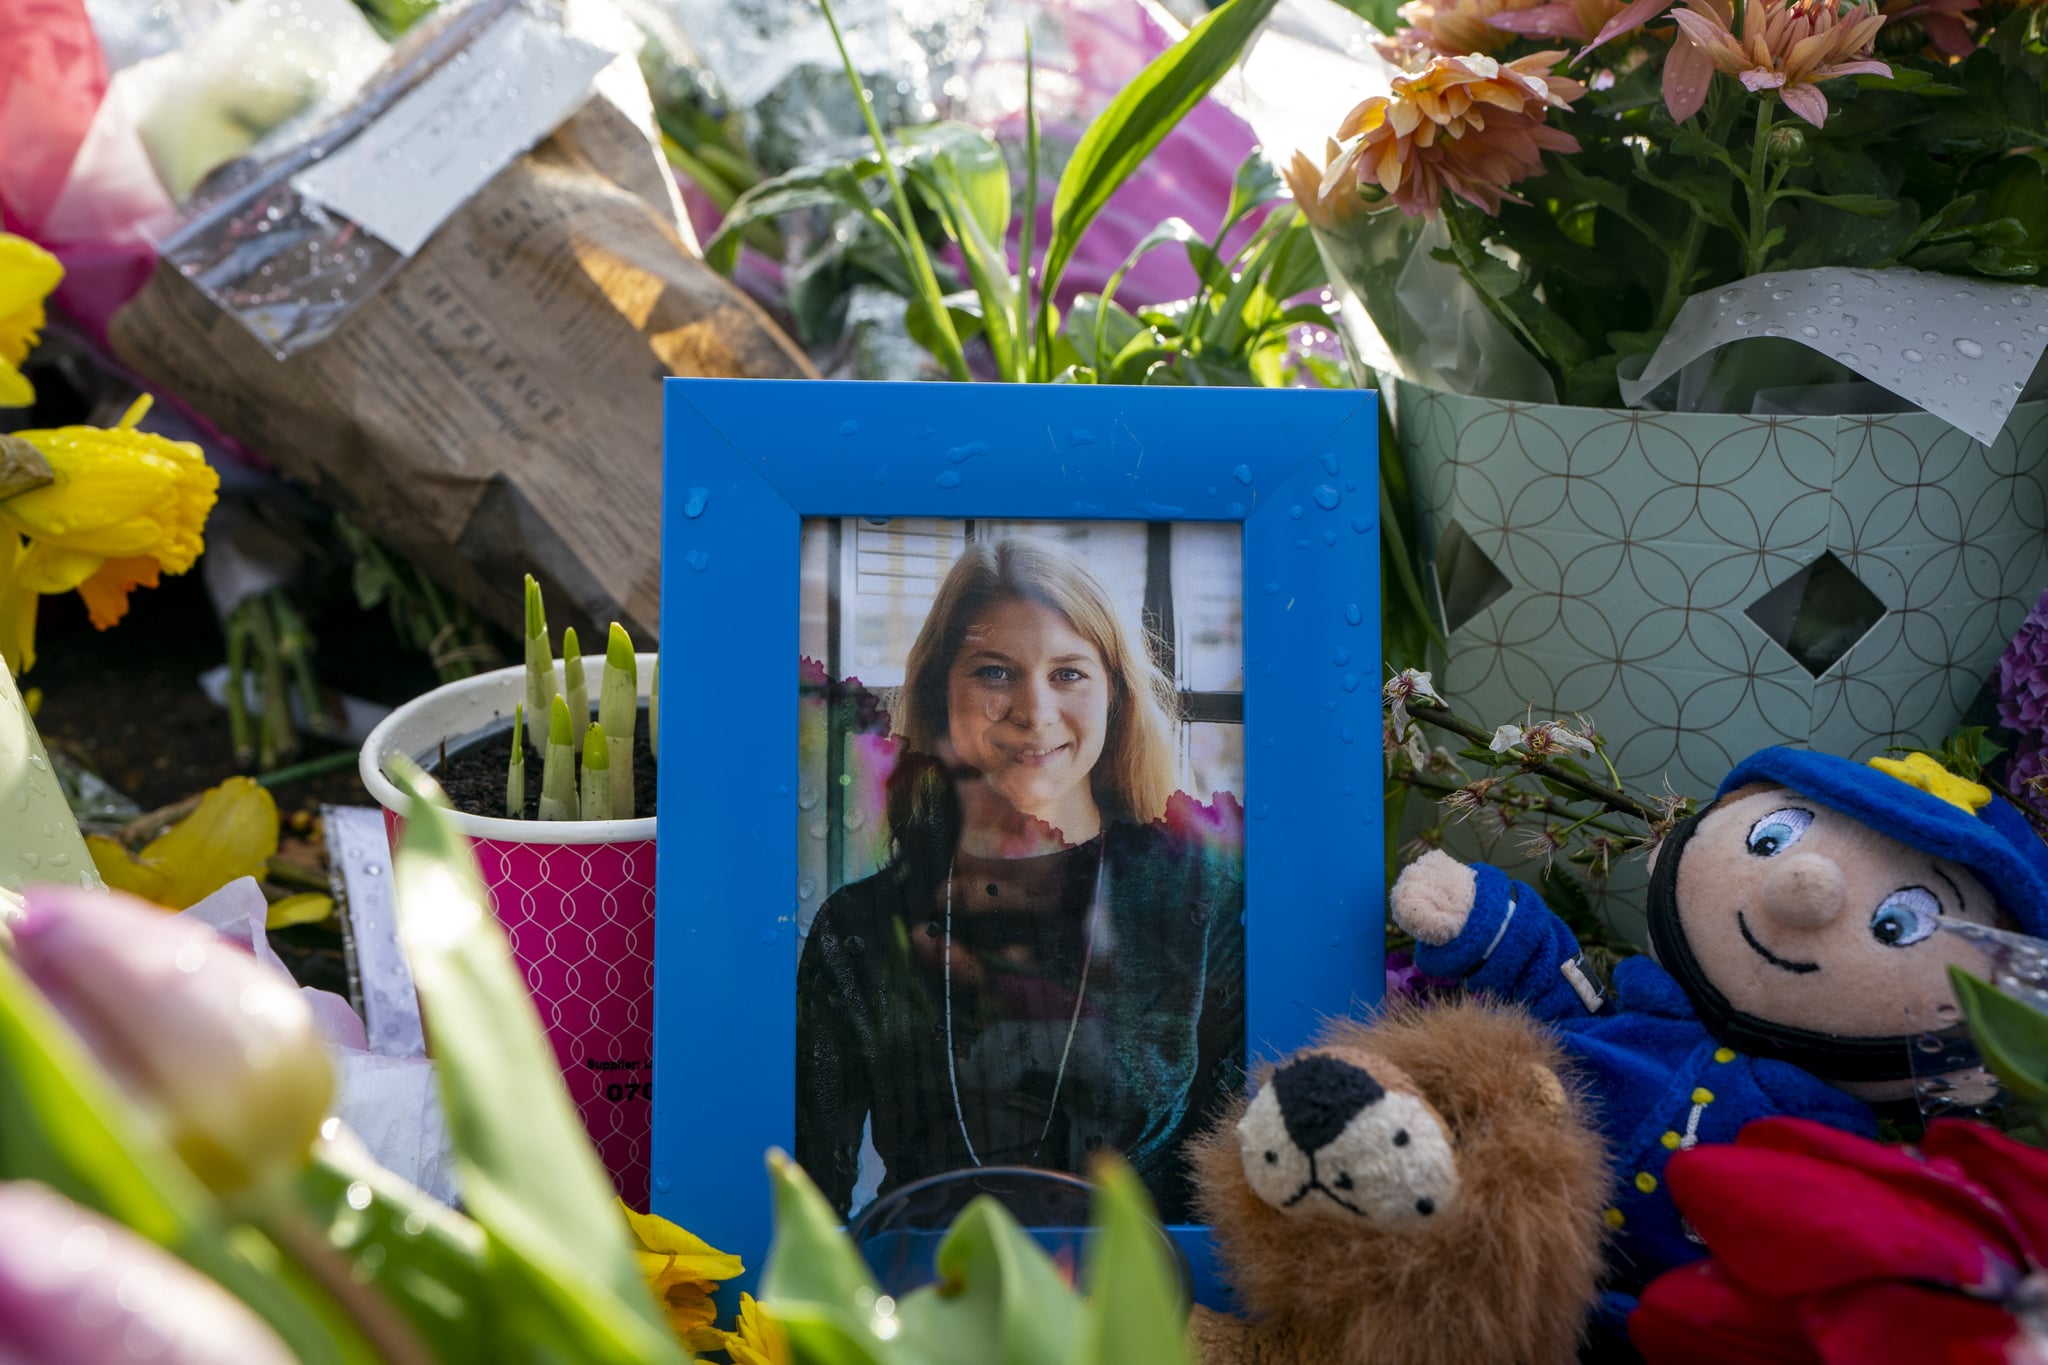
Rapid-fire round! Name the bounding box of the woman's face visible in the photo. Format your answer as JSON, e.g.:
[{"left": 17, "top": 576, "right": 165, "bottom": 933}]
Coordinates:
[{"left": 944, "top": 595, "right": 1111, "bottom": 838}]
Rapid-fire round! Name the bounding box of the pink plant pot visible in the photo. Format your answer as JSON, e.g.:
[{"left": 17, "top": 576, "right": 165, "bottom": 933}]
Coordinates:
[{"left": 360, "top": 656, "right": 658, "bottom": 1208}]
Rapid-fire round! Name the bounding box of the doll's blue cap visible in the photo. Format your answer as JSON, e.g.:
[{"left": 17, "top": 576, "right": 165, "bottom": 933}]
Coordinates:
[{"left": 1719, "top": 746, "right": 2048, "bottom": 940}]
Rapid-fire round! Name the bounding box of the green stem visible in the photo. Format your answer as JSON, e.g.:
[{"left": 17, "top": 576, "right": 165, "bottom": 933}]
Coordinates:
[
  {"left": 1405, "top": 701, "right": 1656, "bottom": 823},
  {"left": 253, "top": 1206, "right": 437, "bottom": 1365},
  {"left": 1400, "top": 772, "right": 1641, "bottom": 839},
  {"left": 271, "top": 592, "right": 324, "bottom": 731},
  {"left": 253, "top": 749, "right": 361, "bottom": 789},
  {"left": 1017, "top": 28, "right": 1039, "bottom": 384},
  {"left": 1654, "top": 213, "right": 1706, "bottom": 333},
  {"left": 225, "top": 607, "right": 254, "bottom": 767},
  {"left": 1744, "top": 98, "right": 1775, "bottom": 277},
  {"left": 817, "top": 0, "right": 972, "bottom": 382}
]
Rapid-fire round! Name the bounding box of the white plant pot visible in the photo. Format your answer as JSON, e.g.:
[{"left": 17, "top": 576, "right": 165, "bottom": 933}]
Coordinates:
[{"left": 359, "top": 653, "right": 659, "bottom": 1205}]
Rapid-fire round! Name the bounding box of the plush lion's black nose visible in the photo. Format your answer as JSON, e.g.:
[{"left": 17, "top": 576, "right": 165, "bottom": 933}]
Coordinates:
[{"left": 1270, "top": 1054, "right": 1386, "bottom": 1155}]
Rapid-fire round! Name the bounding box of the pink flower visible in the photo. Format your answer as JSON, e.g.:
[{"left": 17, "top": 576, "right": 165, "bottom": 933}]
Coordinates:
[
  {"left": 1878, "top": 0, "right": 1982, "bottom": 57},
  {"left": 10, "top": 885, "right": 333, "bottom": 1195},
  {"left": 1667, "top": 0, "right": 1892, "bottom": 126},
  {"left": 1489, "top": 0, "right": 1671, "bottom": 48},
  {"left": 1377, "top": 0, "right": 1551, "bottom": 64},
  {"left": 0, "top": 1183, "right": 296, "bottom": 1364},
  {"left": 1321, "top": 52, "right": 1585, "bottom": 219}
]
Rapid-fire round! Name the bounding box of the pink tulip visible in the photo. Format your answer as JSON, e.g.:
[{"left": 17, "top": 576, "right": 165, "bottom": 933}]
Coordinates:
[
  {"left": 10, "top": 885, "right": 333, "bottom": 1195},
  {"left": 0, "top": 1181, "right": 295, "bottom": 1364}
]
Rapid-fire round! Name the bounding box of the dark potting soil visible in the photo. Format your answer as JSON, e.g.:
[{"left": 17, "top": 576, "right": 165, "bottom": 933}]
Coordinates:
[{"left": 434, "top": 705, "right": 658, "bottom": 821}]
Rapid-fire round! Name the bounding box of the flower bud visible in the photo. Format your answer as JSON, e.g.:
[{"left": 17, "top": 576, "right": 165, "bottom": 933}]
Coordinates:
[
  {"left": 1765, "top": 122, "right": 1807, "bottom": 165},
  {"left": 10, "top": 886, "right": 333, "bottom": 1195},
  {"left": 0, "top": 1181, "right": 296, "bottom": 1364}
]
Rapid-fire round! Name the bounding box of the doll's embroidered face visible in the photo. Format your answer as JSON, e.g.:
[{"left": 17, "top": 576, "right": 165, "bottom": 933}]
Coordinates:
[{"left": 1670, "top": 786, "right": 1999, "bottom": 1039}]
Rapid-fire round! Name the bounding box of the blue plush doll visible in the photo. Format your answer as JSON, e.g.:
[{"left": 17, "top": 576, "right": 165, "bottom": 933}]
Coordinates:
[{"left": 1390, "top": 747, "right": 2048, "bottom": 1313}]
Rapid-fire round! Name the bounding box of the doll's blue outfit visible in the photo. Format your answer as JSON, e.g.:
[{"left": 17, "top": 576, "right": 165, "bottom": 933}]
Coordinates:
[
  {"left": 1406, "top": 745, "right": 2048, "bottom": 1346},
  {"left": 1408, "top": 864, "right": 1873, "bottom": 1291}
]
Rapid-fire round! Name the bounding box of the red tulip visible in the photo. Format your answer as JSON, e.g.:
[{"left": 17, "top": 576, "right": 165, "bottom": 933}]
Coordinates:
[{"left": 1633, "top": 1117, "right": 2048, "bottom": 1365}]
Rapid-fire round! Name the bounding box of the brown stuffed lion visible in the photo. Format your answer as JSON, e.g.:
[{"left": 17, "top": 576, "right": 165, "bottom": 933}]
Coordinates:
[{"left": 1185, "top": 998, "right": 1610, "bottom": 1365}]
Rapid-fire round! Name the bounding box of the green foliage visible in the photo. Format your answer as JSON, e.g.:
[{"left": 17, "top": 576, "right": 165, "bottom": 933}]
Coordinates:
[
  {"left": 705, "top": 0, "right": 1327, "bottom": 390},
  {"left": 337, "top": 516, "right": 503, "bottom": 685},
  {"left": 1950, "top": 966, "right": 2048, "bottom": 1107},
  {"left": 1918, "top": 726, "right": 2010, "bottom": 784},
  {"left": 759, "top": 1152, "right": 1192, "bottom": 1365}
]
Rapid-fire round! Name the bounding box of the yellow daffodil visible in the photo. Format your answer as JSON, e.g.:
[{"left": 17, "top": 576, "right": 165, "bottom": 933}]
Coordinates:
[
  {"left": 0, "top": 234, "right": 62, "bottom": 408},
  {"left": 0, "top": 532, "right": 40, "bottom": 674},
  {"left": 0, "top": 393, "right": 219, "bottom": 669},
  {"left": 88, "top": 777, "right": 280, "bottom": 910},
  {"left": 722, "top": 1294, "right": 791, "bottom": 1365},
  {"left": 619, "top": 1198, "right": 746, "bottom": 1351}
]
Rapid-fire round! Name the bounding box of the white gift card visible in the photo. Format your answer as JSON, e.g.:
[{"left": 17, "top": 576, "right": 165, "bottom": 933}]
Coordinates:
[{"left": 291, "top": 8, "right": 612, "bottom": 255}]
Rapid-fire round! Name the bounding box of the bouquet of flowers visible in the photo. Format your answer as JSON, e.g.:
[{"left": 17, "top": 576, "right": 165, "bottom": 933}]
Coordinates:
[{"left": 1287, "top": 0, "right": 2048, "bottom": 405}]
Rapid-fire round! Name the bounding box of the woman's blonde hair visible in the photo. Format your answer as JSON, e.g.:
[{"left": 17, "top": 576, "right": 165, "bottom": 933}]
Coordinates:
[{"left": 891, "top": 537, "right": 1184, "bottom": 835}]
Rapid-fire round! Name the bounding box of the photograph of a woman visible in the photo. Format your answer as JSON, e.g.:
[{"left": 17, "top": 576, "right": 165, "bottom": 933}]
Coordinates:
[{"left": 795, "top": 523, "right": 1246, "bottom": 1223}]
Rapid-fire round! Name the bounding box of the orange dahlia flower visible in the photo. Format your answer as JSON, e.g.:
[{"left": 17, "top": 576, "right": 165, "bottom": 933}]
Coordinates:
[{"left": 1322, "top": 52, "right": 1585, "bottom": 219}]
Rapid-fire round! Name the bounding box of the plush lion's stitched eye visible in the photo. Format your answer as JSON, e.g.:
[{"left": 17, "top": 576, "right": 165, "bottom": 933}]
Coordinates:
[
  {"left": 1870, "top": 887, "right": 1941, "bottom": 948},
  {"left": 1746, "top": 808, "right": 1814, "bottom": 857}
]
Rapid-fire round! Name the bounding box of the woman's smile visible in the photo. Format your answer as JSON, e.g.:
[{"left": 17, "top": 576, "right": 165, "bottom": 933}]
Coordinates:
[{"left": 998, "top": 742, "right": 1070, "bottom": 764}]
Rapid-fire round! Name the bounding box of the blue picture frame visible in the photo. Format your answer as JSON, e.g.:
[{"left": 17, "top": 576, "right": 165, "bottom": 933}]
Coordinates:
[{"left": 653, "top": 378, "right": 1383, "bottom": 1301}]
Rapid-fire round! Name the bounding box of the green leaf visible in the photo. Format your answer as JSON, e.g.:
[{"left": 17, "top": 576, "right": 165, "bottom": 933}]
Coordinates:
[
  {"left": 297, "top": 1138, "right": 489, "bottom": 1362},
  {"left": 1077, "top": 1159, "right": 1190, "bottom": 1365},
  {"left": 898, "top": 125, "right": 1020, "bottom": 374},
  {"left": 1774, "top": 188, "right": 1900, "bottom": 218},
  {"left": 1669, "top": 128, "right": 1746, "bottom": 177},
  {"left": 1430, "top": 206, "right": 1589, "bottom": 384},
  {"left": 1109, "top": 342, "right": 1180, "bottom": 385},
  {"left": 935, "top": 1197, "right": 1083, "bottom": 1362},
  {"left": 1259, "top": 213, "right": 1326, "bottom": 304},
  {"left": 775, "top": 1308, "right": 895, "bottom": 1365},
  {"left": 1950, "top": 967, "right": 2048, "bottom": 1105},
  {"left": 382, "top": 759, "right": 688, "bottom": 1365},
  {"left": 762, "top": 1150, "right": 884, "bottom": 1311},
  {"left": 1065, "top": 295, "right": 1146, "bottom": 368},
  {"left": 1222, "top": 151, "right": 1283, "bottom": 237},
  {"left": 706, "top": 166, "right": 875, "bottom": 273},
  {"left": 901, "top": 124, "right": 1011, "bottom": 245},
  {"left": 1036, "top": 0, "right": 1281, "bottom": 376}
]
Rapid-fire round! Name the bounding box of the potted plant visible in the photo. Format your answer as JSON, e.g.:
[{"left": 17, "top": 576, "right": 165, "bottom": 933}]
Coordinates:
[
  {"left": 361, "top": 575, "right": 660, "bottom": 1206},
  {"left": 1282, "top": 0, "right": 2048, "bottom": 865}
]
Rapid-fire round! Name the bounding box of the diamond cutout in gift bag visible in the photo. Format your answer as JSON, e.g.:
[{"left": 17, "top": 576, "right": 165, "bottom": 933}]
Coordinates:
[
  {"left": 1433, "top": 518, "right": 1513, "bottom": 634},
  {"left": 1745, "top": 551, "right": 1888, "bottom": 679}
]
